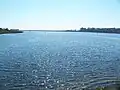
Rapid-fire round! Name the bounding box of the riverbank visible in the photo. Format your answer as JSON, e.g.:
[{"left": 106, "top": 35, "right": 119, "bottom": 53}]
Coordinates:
[
  {"left": 23, "top": 28, "right": 120, "bottom": 34},
  {"left": 65, "top": 28, "right": 120, "bottom": 34},
  {"left": 0, "top": 28, "right": 23, "bottom": 34}
]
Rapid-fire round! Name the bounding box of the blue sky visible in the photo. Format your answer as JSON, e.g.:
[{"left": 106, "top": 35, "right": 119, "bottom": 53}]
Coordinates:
[{"left": 0, "top": 0, "right": 120, "bottom": 30}]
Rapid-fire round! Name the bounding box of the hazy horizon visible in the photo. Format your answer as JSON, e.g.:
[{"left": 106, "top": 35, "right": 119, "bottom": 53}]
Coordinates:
[{"left": 0, "top": 0, "right": 120, "bottom": 30}]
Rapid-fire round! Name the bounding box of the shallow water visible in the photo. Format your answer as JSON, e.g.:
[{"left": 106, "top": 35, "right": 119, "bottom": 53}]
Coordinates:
[{"left": 0, "top": 31, "right": 120, "bottom": 90}]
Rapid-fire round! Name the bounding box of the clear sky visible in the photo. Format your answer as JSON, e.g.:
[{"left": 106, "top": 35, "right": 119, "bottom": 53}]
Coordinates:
[{"left": 0, "top": 0, "right": 120, "bottom": 30}]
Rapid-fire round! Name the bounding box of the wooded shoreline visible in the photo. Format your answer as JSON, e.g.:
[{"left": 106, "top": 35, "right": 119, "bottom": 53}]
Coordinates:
[
  {"left": 0, "top": 28, "right": 23, "bottom": 34},
  {"left": 65, "top": 27, "right": 120, "bottom": 34}
]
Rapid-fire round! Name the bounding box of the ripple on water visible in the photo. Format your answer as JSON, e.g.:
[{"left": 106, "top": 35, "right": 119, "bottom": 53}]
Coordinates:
[
  {"left": 81, "top": 76, "right": 120, "bottom": 90},
  {"left": 1, "top": 32, "right": 120, "bottom": 90}
]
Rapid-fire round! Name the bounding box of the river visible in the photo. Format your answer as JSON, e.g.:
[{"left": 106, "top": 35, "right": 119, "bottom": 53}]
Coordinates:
[{"left": 0, "top": 31, "right": 120, "bottom": 90}]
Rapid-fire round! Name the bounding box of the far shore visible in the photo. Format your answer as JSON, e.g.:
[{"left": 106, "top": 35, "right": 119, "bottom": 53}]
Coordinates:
[
  {"left": 65, "top": 27, "right": 120, "bottom": 34},
  {"left": 1, "top": 27, "right": 120, "bottom": 34},
  {"left": 0, "top": 28, "right": 23, "bottom": 34},
  {"left": 23, "top": 27, "right": 120, "bottom": 34}
]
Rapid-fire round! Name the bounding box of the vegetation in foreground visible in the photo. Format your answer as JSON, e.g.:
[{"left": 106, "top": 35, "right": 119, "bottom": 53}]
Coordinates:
[{"left": 0, "top": 28, "right": 23, "bottom": 34}]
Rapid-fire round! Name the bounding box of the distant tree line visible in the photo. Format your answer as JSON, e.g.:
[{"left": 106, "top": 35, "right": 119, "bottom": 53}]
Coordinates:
[
  {"left": 0, "top": 28, "right": 9, "bottom": 31},
  {"left": 0, "top": 28, "right": 23, "bottom": 34},
  {"left": 0, "top": 28, "right": 10, "bottom": 34},
  {"left": 66, "top": 27, "right": 120, "bottom": 33},
  {"left": 79, "top": 27, "right": 120, "bottom": 33}
]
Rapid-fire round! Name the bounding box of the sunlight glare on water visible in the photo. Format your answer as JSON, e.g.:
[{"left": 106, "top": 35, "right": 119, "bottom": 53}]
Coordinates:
[{"left": 0, "top": 31, "right": 120, "bottom": 90}]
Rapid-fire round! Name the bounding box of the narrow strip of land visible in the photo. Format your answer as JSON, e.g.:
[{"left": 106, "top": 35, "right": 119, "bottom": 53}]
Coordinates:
[
  {"left": 65, "top": 28, "right": 120, "bottom": 34},
  {"left": 23, "top": 28, "right": 120, "bottom": 34},
  {"left": 0, "top": 28, "right": 23, "bottom": 34}
]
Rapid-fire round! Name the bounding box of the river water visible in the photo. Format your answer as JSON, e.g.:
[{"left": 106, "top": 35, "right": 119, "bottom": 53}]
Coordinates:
[{"left": 0, "top": 31, "right": 120, "bottom": 90}]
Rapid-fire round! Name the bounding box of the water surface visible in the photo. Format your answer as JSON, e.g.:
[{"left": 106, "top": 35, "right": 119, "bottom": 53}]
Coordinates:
[{"left": 0, "top": 31, "right": 120, "bottom": 90}]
